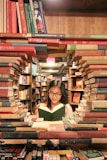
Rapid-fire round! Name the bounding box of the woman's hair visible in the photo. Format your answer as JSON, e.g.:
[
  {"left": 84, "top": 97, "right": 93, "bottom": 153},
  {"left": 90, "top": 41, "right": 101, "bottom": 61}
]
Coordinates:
[{"left": 47, "top": 80, "right": 68, "bottom": 108}]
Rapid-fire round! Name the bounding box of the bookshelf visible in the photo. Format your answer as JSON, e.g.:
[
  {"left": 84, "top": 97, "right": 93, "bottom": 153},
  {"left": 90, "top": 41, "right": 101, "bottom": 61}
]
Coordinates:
[{"left": 68, "top": 66, "right": 84, "bottom": 111}]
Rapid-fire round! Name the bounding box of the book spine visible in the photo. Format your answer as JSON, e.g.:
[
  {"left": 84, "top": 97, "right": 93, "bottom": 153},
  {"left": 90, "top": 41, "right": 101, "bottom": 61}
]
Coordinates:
[
  {"left": 11, "top": 0, "right": 17, "bottom": 33},
  {"left": 0, "top": 52, "right": 28, "bottom": 59},
  {"left": 78, "top": 130, "right": 107, "bottom": 138},
  {"left": 38, "top": 0, "right": 47, "bottom": 33},
  {"left": 18, "top": 0, "right": 28, "bottom": 33},
  {"left": 0, "top": 33, "right": 26, "bottom": 38},
  {"left": 6, "top": 0, "right": 11, "bottom": 33},
  {"left": 2, "top": 131, "right": 38, "bottom": 139},
  {"left": 38, "top": 131, "right": 78, "bottom": 139},
  {"left": 0, "top": 45, "right": 36, "bottom": 56},
  {"left": 28, "top": 37, "right": 60, "bottom": 44}
]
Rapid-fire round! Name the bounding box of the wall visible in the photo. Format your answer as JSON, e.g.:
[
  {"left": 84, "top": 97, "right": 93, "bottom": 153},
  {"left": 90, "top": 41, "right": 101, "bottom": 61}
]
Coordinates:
[{"left": 45, "top": 12, "right": 107, "bottom": 35}]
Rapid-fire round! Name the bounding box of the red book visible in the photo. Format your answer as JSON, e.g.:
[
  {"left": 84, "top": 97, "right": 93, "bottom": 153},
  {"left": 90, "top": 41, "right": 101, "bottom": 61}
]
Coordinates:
[
  {"left": 60, "top": 40, "right": 107, "bottom": 45},
  {"left": 38, "top": 131, "right": 78, "bottom": 139},
  {"left": 0, "top": 67, "right": 14, "bottom": 74},
  {"left": 28, "top": 37, "right": 60, "bottom": 44},
  {"left": 0, "top": 90, "right": 14, "bottom": 97},
  {"left": 87, "top": 65, "right": 107, "bottom": 69},
  {"left": 6, "top": 0, "right": 11, "bottom": 33},
  {"left": 11, "top": 0, "right": 17, "bottom": 33},
  {"left": 0, "top": 52, "right": 28, "bottom": 60},
  {"left": 0, "top": 45, "right": 36, "bottom": 56},
  {"left": 83, "top": 112, "right": 107, "bottom": 118},
  {"left": 78, "top": 130, "right": 107, "bottom": 138},
  {"left": 0, "top": 81, "right": 13, "bottom": 87},
  {"left": 18, "top": 0, "right": 28, "bottom": 33},
  {"left": 0, "top": 33, "right": 26, "bottom": 38}
]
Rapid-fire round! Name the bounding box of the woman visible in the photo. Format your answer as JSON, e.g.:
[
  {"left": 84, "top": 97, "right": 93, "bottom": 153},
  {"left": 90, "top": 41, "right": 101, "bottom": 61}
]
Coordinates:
[{"left": 34, "top": 80, "right": 73, "bottom": 121}]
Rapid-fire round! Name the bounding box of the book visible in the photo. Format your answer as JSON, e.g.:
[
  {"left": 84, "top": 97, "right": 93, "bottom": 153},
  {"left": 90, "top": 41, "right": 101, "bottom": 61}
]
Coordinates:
[
  {"left": 18, "top": 0, "right": 28, "bottom": 33},
  {"left": 0, "top": 67, "right": 14, "bottom": 74},
  {"left": 82, "top": 60, "right": 107, "bottom": 68},
  {"left": 28, "top": 37, "right": 60, "bottom": 44},
  {"left": 0, "top": 62, "right": 22, "bottom": 72},
  {"left": 38, "top": 104, "right": 65, "bottom": 121},
  {"left": 0, "top": 100, "right": 15, "bottom": 107},
  {"left": 67, "top": 44, "right": 98, "bottom": 50},
  {"left": 0, "top": 52, "right": 28, "bottom": 60},
  {"left": 0, "top": 107, "right": 18, "bottom": 113},
  {"left": 12, "top": 43, "right": 47, "bottom": 53},
  {"left": 38, "top": 0, "right": 47, "bottom": 33},
  {"left": 0, "top": 121, "right": 29, "bottom": 127},
  {"left": 88, "top": 70, "right": 107, "bottom": 79},
  {"left": 27, "top": 33, "right": 65, "bottom": 39},
  {"left": 78, "top": 130, "right": 107, "bottom": 138},
  {"left": 71, "top": 50, "right": 104, "bottom": 61},
  {"left": 0, "top": 89, "right": 14, "bottom": 97},
  {"left": 82, "top": 112, "right": 107, "bottom": 118},
  {"left": 86, "top": 65, "right": 107, "bottom": 70},
  {"left": 72, "top": 92, "right": 81, "bottom": 103},
  {"left": 90, "top": 100, "right": 107, "bottom": 109},
  {"left": 0, "top": 81, "right": 13, "bottom": 87},
  {"left": 2, "top": 131, "right": 38, "bottom": 139},
  {"left": 90, "top": 93, "right": 107, "bottom": 100},
  {"left": 0, "top": 45, "right": 36, "bottom": 56},
  {"left": 91, "top": 82, "right": 107, "bottom": 88},
  {"left": 38, "top": 131, "right": 78, "bottom": 139},
  {"left": 89, "top": 77, "right": 107, "bottom": 84},
  {"left": 79, "top": 149, "right": 104, "bottom": 160}
]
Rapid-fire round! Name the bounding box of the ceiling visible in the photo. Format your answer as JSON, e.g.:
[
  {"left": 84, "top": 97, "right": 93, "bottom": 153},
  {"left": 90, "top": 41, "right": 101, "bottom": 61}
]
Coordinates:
[{"left": 39, "top": 0, "right": 107, "bottom": 75}]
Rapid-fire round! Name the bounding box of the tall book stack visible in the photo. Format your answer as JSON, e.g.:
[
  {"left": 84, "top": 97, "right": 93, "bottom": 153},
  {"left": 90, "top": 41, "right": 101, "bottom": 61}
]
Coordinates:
[{"left": 65, "top": 46, "right": 107, "bottom": 142}]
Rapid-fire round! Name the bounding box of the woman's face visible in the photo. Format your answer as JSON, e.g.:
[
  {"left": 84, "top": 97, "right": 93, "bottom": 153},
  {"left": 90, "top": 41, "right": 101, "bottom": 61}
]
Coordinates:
[{"left": 49, "top": 86, "right": 62, "bottom": 105}]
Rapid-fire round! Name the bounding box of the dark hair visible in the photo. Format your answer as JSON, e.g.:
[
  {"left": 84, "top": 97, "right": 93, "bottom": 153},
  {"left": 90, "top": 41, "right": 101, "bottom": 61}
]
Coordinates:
[{"left": 47, "top": 80, "right": 68, "bottom": 108}]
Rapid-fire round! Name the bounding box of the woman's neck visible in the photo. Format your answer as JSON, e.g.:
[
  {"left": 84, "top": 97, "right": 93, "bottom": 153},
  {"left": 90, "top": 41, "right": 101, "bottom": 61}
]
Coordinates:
[{"left": 51, "top": 102, "right": 61, "bottom": 109}]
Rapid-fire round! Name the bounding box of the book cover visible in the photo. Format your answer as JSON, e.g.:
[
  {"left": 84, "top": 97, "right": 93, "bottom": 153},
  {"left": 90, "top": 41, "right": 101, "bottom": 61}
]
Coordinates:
[
  {"left": 72, "top": 92, "right": 81, "bottom": 103},
  {"left": 38, "top": 0, "right": 47, "bottom": 33},
  {"left": 38, "top": 104, "right": 65, "bottom": 121}
]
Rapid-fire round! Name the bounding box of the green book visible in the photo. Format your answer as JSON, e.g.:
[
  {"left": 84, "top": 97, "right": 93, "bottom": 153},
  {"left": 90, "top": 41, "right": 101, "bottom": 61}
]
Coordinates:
[{"left": 38, "top": 104, "right": 65, "bottom": 121}]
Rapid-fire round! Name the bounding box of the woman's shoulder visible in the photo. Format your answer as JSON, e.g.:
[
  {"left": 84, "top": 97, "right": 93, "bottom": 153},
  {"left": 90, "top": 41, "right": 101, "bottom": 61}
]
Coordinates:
[{"left": 65, "top": 103, "right": 72, "bottom": 108}]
